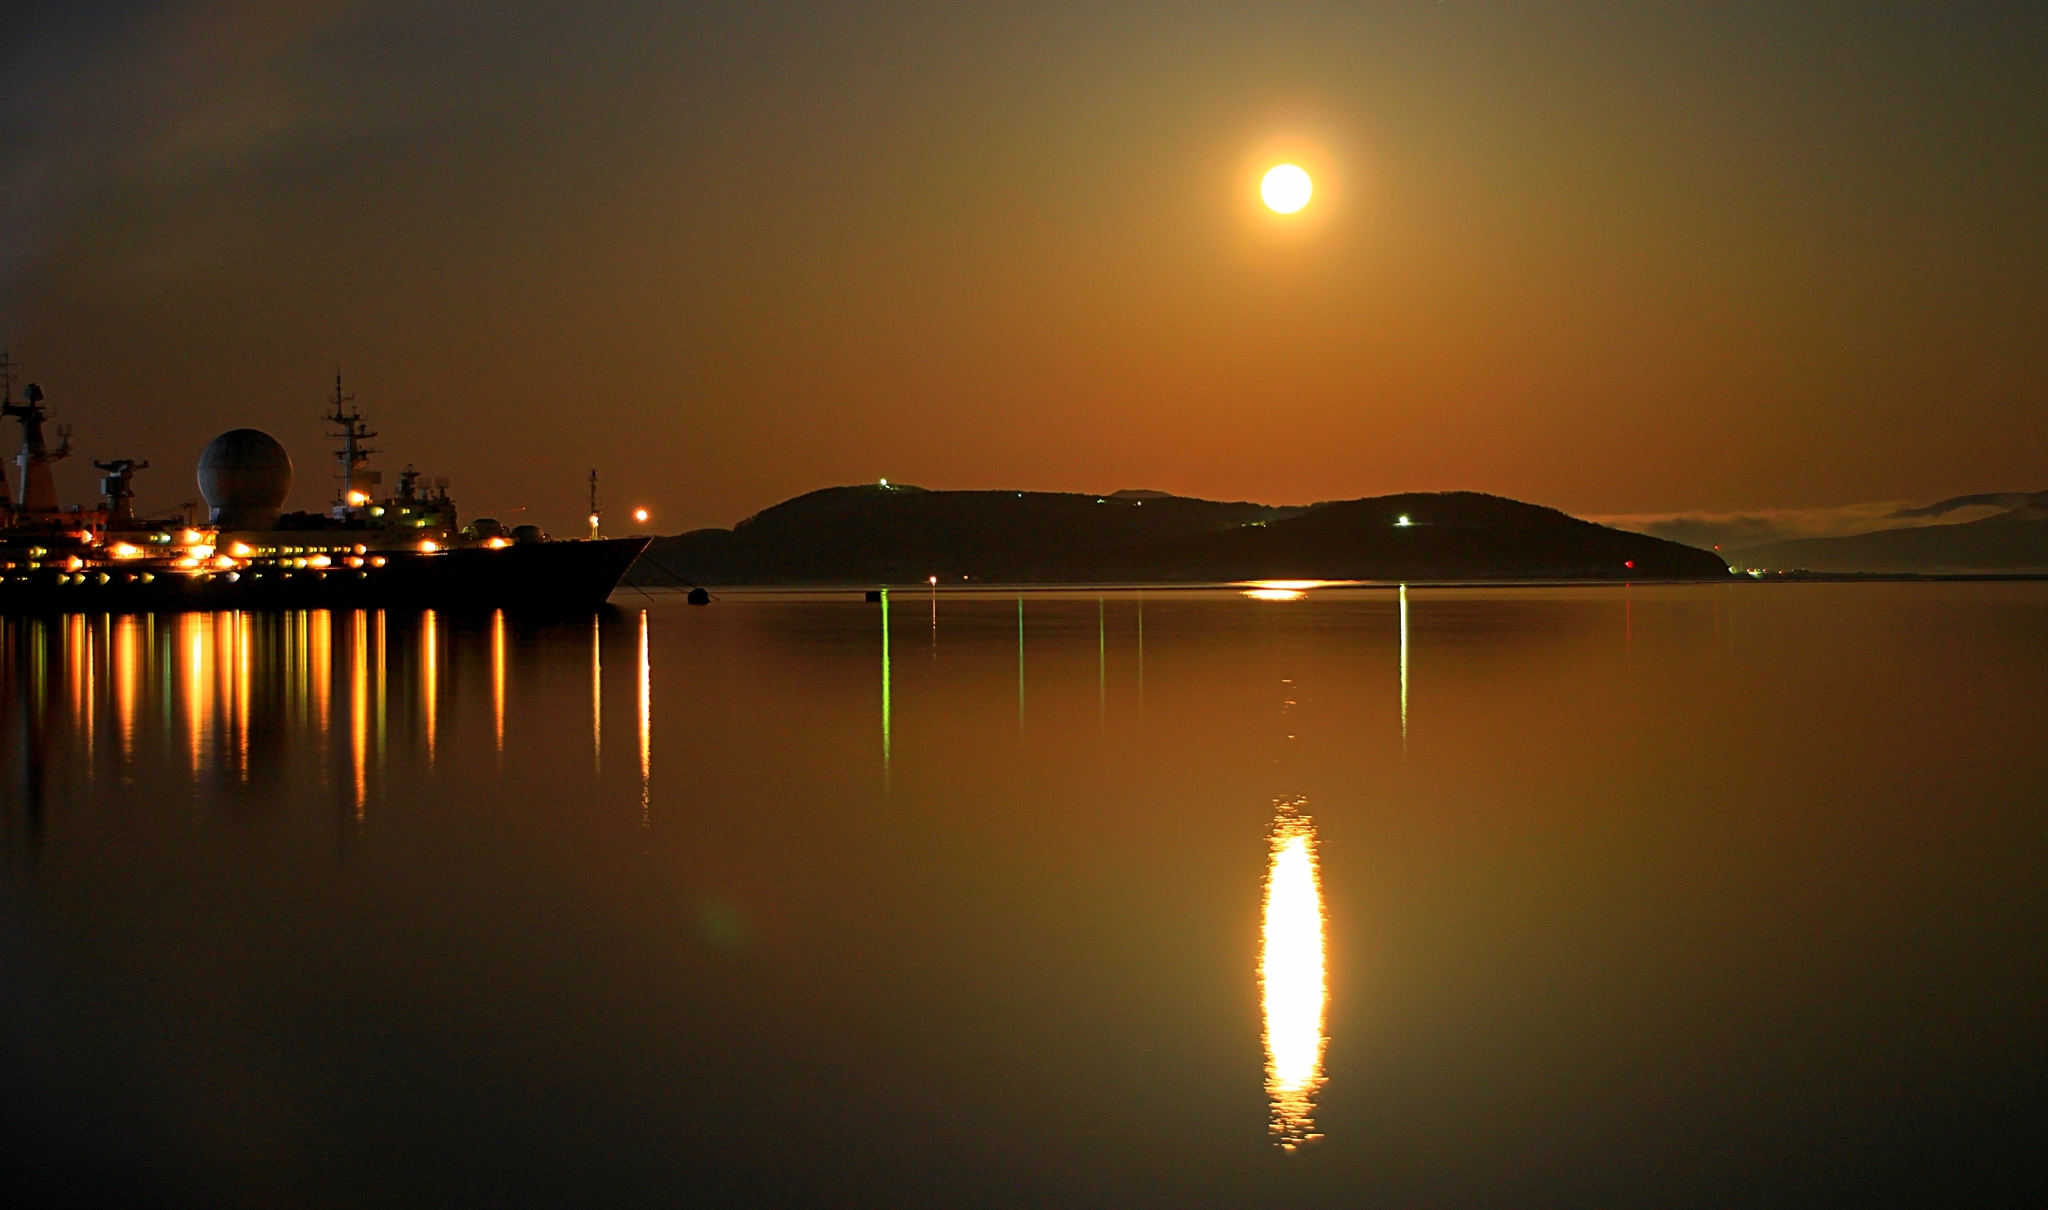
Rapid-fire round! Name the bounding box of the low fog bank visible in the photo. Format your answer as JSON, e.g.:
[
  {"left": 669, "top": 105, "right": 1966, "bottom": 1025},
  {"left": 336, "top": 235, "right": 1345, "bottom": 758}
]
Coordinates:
[{"left": 1590, "top": 500, "right": 2013, "bottom": 552}]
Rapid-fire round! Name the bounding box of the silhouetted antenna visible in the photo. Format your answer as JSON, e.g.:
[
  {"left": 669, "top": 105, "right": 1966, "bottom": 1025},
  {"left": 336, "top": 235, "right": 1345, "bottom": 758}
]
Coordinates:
[
  {"left": 94, "top": 457, "right": 151, "bottom": 528},
  {"left": 326, "top": 365, "right": 382, "bottom": 506},
  {"left": 0, "top": 349, "right": 14, "bottom": 406}
]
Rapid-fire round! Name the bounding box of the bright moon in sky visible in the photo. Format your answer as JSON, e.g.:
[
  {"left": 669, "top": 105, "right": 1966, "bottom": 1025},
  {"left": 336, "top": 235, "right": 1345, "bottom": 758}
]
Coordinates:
[{"left": 1261, "top": 164, "right": 1313, "bottom": 214}]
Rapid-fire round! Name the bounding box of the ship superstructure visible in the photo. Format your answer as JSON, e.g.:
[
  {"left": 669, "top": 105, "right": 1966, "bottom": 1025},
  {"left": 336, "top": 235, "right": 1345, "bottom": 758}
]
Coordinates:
[{"left": 0, "top": 357, "right": 646, "bottom": 612}]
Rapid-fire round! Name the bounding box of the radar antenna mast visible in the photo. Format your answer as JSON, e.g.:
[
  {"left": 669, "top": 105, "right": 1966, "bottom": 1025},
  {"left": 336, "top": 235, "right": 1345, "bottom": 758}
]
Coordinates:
[
  {"left": 0, "top": 352, "right": 69, "bottom": 514},
  {"left": 326, "top": 366, "right": 381, "bottom": 509},
  {"left": 0, "top": 350, "right": 13, "bottom": 513}
]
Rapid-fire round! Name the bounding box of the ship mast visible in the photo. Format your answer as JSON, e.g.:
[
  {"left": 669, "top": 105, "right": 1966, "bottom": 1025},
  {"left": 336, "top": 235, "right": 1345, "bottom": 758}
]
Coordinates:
[
  {"left": 326, "top": 367, "right": 380, "bottom": 511},
  {"left": 0, "top": 351, "right": 14, "bottom": 515},
  {"left": 588, "top": 468, "right": 601, "bottom": 539},
  {"left": 0, "top": 350, "right": 71, "bottom": 516}
]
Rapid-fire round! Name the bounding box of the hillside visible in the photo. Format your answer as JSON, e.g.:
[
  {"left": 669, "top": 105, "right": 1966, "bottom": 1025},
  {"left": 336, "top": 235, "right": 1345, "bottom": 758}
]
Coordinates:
[{"left": 627, "top": 485, "right": 1730, "bottom": 586}]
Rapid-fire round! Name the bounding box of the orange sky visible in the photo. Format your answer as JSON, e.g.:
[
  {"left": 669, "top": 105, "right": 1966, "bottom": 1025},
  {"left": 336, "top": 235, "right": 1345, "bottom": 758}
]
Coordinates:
[{"left": 3, "top": 3, "right": 2044, "bottom": 535}]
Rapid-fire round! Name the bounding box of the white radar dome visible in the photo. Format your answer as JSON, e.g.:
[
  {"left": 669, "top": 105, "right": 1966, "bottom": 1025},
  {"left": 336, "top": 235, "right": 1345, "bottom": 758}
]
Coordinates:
[{"left": 198, "top": 428, "right": 293, "bottom": 529}]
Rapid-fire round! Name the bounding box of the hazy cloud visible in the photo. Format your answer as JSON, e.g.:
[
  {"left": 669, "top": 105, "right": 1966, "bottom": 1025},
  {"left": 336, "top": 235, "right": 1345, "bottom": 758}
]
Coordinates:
[
  {"left": 0, "top": 1, "right": 368, "bottom": 304},
  {"left": 1588, "top": 500, "right": 2012, "bottom": 553}
]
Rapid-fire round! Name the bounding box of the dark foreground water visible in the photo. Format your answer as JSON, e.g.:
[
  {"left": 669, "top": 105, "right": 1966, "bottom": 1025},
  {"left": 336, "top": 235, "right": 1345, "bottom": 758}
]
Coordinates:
[{"left": 4, "top": 584, "right": 2045, "bottom": 1207}]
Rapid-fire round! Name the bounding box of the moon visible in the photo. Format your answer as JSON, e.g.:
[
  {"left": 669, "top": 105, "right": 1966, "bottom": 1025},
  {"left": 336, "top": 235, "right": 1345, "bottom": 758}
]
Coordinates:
[{"left": 1261, "top": 164, "right": 1313, "bottom": 214}]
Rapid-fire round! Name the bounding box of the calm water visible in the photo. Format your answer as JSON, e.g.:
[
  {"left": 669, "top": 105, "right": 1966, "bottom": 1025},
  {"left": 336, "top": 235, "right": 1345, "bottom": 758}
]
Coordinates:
[{"left": 4, "top": 585, "right": 2045, "bottom": 1206}]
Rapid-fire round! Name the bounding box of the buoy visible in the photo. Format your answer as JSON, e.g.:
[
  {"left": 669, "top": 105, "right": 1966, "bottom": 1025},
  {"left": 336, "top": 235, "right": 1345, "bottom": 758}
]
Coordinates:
[
  {"left": 687, "top": 587, "right": 710, "bottom": 605},
  {"left": 864, "top": 589, "right": 882, "bottom": 602}
]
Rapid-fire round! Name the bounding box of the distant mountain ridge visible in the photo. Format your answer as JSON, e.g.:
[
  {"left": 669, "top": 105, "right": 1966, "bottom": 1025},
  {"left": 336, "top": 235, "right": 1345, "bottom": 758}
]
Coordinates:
[
  {"left": 628, "top": 485, "right": 1729, "bottom": 586},
  {"left": 1733, "top": 489, "right": 2048, "bottom": 573},
  {"left": 1889, "top": 490, "right": 2048, "bottom": 520}
]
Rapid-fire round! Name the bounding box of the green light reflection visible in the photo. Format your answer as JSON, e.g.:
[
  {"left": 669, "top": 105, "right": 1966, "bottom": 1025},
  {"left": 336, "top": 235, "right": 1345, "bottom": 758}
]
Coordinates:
[
  {"left": 1399, "top": 584, "right": 1409, "bottom": 753},
  {"left": 881, "top": 588, "right": 892, "bottom": 787}
]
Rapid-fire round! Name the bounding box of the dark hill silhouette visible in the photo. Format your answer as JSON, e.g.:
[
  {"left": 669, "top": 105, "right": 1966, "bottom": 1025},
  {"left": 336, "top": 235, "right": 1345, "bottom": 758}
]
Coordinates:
[{"left": 629, "top": 485, "right": 1729, "bottom": 585}]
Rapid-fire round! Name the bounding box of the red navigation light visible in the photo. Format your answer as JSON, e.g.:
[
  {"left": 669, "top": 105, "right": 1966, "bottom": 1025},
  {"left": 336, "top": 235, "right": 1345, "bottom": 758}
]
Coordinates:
[{"left": 1624, "top": 560, "right": 1636, "bottom": 570}]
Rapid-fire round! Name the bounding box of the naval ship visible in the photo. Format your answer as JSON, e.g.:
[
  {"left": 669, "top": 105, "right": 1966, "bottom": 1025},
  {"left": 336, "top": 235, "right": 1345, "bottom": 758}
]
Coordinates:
[{"left": 0, "top": 357, "right": 647, "bottom": 613}]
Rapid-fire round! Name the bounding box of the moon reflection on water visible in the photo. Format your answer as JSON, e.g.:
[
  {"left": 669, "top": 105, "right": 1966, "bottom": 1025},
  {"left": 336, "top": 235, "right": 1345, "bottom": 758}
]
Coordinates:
[{"left": 1262, "top": 796, "right": 1327, "bottom": 1148}]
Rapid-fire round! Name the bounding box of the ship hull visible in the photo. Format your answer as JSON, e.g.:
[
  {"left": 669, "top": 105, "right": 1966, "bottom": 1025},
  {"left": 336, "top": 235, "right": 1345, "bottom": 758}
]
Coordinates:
[{"left": 0, "top": 537, "right": 650, "bottom": 616}]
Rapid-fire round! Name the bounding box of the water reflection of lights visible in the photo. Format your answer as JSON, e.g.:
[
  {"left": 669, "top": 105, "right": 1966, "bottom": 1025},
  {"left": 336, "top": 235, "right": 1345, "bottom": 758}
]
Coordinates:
[
  {"left": 492, "top": 609, "right": 506, "bottom": 753},
  {"left": 591, "top": 613, "right": 602, "bottom": 771},
  {"left": 1398, "top": 584, "right": 1409, "bottom": 752},
  {"left": 235, "top": 613, "right": 251, "bottom": 777},
  {"left": 310, "top": 610, "right": 332, "bottom": 738},
  {"left": 638, "top": 608, "right": 651, "bottom": 821},
  {"left": 1136, "top": 592, "right": 1145, "bottom": 719},
  {"left": 1097, "top": 597, "right": 1106, "bottom": 729},
  {"left": 1262, "top": 798, "right": 1327, "bottom": 1149},
  {"left": 68, "top": 615, "right": 92, "bottom": 756},
  {"left": 879, "top": 589, "right": 892, "bottom": 784},
  {"left": 114, "top": 615, "right": 139, "bottom": 760},
  {"left": 374, "top": 609, "right": 387, "bottom": 765},
  {"left": 351, "top": 611, "right": 369, "bottom": 817},
  {"left": 182, "top": 613, "right": 212, "bottom": 773},
  {"left": 422, "top": 610, "right": 438, "bottom": 764}
]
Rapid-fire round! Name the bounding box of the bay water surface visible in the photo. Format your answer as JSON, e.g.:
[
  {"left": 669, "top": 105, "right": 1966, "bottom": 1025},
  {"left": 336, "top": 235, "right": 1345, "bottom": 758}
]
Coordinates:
[{"left": 4, "top": 584, "right": 2045, "bottom": 1205}]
